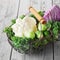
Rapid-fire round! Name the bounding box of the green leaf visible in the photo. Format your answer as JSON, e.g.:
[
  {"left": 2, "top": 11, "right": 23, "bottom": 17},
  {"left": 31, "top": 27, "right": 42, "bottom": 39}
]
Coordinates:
[
  {"left": 43, "top": 39, "right": 48, "bottom": 45},
  {"left": 38, "top": 11, "right": 44, "bottom": 16},
  {"left": 35, "top": 31, "right": 43, "bottom": 38},
  {"left": 4, "top": 27, "right": 14, "bottom": 38},
  {"left": 34, "top": 41, "right": 40, "bottom": 48},
  {"left": 46, "top": 21, "right": 52, "bottom": 30},
  {"left": 44, "top": 31, "right": 50, "bottom": 36},
  {"left": 11, "top": 19, "right": 16, "bottom": 25},
  {"left": 19, "top": 15, "right": 25, "bottom": 19},
  {"left": 30, "top": 32, "right": 35, "bottom": 39},
  {"left": 38, "top": 23, "right": 47, "bottom": 31},
  {"left": 57, "top": 22, "right": 60, "bottom": 31}
]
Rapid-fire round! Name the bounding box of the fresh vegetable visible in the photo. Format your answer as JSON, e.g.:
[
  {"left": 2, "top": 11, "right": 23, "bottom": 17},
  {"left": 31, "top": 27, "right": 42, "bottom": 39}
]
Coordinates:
[
  {"left": 44, "top": 31, "right": 50, "bottom": 36},
  {"left": 43, "top": 5, "right": 60, "bottom": 21},
  {"left": 24, "top": 31, "right": 35, "bottom": 39},
  {"left": 38, "top": 11, "right": 44, "bottom": 16},
  {"left": 19, "top": 15, "right": 25, "bottom": 19},
  {"left": 35, "top": 31, "right": 43, "bottom": 38},
  {"left": 4, "top": 11, "right": 60, "bottom": 53},
  {"left": 38, "top": 23, "right": 47, "bottom": 31},
  {"left": 11, "top": 16, "right": 37, "bottom": 38},
  {"left": 11, "top": 19, "right": 16, "bottom": 25}
]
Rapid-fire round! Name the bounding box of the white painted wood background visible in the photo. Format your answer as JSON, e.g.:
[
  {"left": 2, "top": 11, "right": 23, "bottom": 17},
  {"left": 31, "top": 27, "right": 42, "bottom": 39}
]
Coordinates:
[{"left": 0, "top": 0, "right": 60, "bottom": 60}]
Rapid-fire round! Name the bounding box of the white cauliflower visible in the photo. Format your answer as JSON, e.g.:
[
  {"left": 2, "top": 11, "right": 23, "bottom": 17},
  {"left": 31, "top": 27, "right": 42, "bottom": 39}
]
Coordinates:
[{"left": 11, "top": 16, "right": 37, "bottom": 38}]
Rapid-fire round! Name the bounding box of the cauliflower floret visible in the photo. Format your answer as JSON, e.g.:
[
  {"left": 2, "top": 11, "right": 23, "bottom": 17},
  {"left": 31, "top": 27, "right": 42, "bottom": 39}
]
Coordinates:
[
  {"left": 11, "top": 16, "right": 37, "bottom": 38},
  {"left": 11, "top": 24, "right": 24, "bottom": 37}
]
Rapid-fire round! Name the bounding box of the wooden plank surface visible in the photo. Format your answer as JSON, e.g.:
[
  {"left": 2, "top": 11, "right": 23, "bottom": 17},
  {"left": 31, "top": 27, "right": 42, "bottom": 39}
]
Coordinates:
[
  {"left": 53, "top": 0, "right": 60, "bottom": 6},
  {"left": 18, "top": 0, "right": 30, "bottom": 15},
  {"left": 11, "top": 49, "right": 24, "bottom": 60},
  {"left": 39, "top": 0, "right": 53, "bottom": 60},
  {"left": 53, "top": 0, "right": 60, "bottom": 4},
  {"left": 54, "top": 41, "right": 60, "bottom": 60},
  {"left": 43, "top": 44, "right": 53, "bottom": 60},
  {"left": 53, "top": 1, "right": 60, "bottom": 60},
  {"left": 39, "top": 0, "right": 52, "bottom": 11},
  {"left": 11, "top": 0, "right": 31, "bottom": 60},
  {"left": 40, "top": 0, "right": 53, "bottom": 60},
  {"left": 0, "top": 0, "right": 19, "bottom": 60},
  {"left": 30, "top": 0, "right": 41, "bottom": 11},
  {"left": 41, "top": 0, "right": 53, "bottom": 60},
  {"left": 0, "top": 0, "right": 11, "bottom": 60},
  {"left": 22, "top": 0, "right": 44, "bottom": 60}
]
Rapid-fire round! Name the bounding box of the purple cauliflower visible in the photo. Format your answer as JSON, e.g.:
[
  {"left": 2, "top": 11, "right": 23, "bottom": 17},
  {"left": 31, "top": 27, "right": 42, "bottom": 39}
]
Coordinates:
[{"left": 43, "top": 5, "right": 60, "bottom": 21}]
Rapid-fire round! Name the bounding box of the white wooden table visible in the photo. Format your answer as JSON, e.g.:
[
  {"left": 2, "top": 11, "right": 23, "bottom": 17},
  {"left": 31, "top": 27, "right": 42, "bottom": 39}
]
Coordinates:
[{"left": 0, "top": 0, "right": 60, "bottom": 60}]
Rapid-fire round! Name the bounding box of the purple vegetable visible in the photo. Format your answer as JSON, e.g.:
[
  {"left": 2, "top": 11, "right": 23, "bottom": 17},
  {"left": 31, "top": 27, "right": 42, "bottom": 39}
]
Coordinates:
[{"left": 43, "top": 5, "right": 60, "bottom": 21}]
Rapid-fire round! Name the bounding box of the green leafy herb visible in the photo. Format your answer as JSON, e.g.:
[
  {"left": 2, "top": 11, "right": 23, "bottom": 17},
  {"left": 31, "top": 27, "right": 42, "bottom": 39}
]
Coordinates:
[
  {"left": 19, "top": 15, "right": 25, "bottom": 19},
  {"left": 11, "top": 19, "right": 16, "bottom": 25}
]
